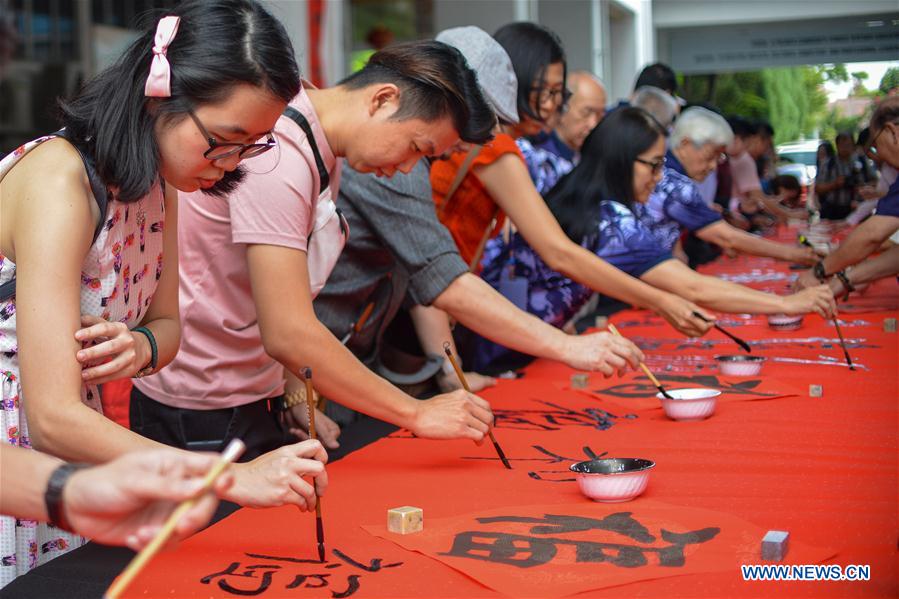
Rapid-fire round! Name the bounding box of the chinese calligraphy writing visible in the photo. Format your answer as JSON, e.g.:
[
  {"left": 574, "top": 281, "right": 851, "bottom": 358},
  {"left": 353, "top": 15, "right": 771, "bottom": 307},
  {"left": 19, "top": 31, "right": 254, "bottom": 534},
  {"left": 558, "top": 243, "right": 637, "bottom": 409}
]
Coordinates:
[
  {"left": 441, "top": 512, "right": 719, "bottom": 569},
  {"left": 201, "top": 549, "right": 402, "bottom": 597}
]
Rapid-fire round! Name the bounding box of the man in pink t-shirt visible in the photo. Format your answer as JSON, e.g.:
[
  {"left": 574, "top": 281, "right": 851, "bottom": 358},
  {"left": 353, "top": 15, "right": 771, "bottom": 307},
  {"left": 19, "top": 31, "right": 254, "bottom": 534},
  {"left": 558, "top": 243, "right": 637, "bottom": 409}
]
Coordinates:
[
  {"left": 132, "top": 43, "right": 499, "bottom": 489},
  {"left": 726, "top": 116, "right": 804, "bottom": 229}
]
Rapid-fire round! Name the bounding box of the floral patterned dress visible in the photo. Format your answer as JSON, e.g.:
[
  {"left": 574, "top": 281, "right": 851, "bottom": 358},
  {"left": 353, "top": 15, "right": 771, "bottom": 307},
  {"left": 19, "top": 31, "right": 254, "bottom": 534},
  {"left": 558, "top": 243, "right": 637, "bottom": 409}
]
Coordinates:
[{"left": 0, "top": 135, "right": 166, "bottom": 587}]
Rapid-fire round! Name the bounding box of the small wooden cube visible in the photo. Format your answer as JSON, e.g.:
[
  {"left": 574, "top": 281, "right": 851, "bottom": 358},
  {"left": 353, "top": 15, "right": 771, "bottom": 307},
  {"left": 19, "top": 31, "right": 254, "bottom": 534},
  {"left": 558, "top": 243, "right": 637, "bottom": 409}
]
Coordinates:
[
  {"left": 387, "top": 506, "right": 422, "bottom": 534},
  {"left": 761, "top": 530, "right": 789, "bottom": 561},
  {"left": 594, "top": 316, "right": 608, "bottom": 329},
  {"left": 571, "top": 373, "right": 590, "bottom": 389},
  {"left": 809, "top": 384, "right": 823, "bottom": 398},
  {"left": 884, "top": 318, "right": 897, "bottom": 333}
]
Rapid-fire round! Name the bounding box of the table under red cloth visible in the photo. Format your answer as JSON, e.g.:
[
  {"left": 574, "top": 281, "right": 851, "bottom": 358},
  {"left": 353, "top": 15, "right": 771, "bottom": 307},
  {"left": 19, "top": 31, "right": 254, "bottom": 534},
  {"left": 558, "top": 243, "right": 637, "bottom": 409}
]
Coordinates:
[{"left": 109, "top": 227, "right": 897, "bottom": 598}]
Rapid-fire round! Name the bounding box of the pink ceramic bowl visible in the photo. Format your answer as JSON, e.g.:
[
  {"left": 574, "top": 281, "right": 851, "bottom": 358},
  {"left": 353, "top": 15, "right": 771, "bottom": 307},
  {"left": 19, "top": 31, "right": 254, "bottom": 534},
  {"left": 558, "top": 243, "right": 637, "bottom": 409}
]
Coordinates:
[
  {"left": 656, "top": 388, "right": 721, "bottom": 421},
  {"left": 715, "top": 355, "right": 766, "bottom": 376},
  {"left": 767, "top": 314, "right": 803, "bottom": 331},
  {"left": 570, "top": 458, "right": 655, "bottom": 502}
]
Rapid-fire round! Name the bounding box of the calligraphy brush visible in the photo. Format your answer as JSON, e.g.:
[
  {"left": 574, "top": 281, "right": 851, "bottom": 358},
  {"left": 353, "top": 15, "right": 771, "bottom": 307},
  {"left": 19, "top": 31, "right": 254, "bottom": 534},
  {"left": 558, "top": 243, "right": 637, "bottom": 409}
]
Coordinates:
[
  {"left": 691, "top": 311, "right": 752, "bottom": 353},
  {"left": 831, "top": 317, "right": 855, "bottom": 371},
  {"left": 798, "top": 234, "right": 814, "bottom": 249},
  {"left": 104, "top": 439, "right": 246, "bottom": 599},
  {"left": 607, "top": 323, "right": 675, "bottom": 400},
  {"left": 442, "top": 342, "right": 512, "bottom": 469},
  {"left": 302, "top": 367, "right": 327, "bottom": 562},
  {"left": 340, "top": 302, "right": 375, "bottom": 345}
]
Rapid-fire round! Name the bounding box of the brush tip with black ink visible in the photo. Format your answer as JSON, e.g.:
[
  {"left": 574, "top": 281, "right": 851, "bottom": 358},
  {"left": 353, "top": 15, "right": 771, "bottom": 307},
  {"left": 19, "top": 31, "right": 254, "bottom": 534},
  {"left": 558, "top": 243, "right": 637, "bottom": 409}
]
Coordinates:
[
  {"left": 656, "top": 385, "right": 674, "bottom": 400},
  {"left": 490, "top": 435, "right": 512, "bottom": 469}
]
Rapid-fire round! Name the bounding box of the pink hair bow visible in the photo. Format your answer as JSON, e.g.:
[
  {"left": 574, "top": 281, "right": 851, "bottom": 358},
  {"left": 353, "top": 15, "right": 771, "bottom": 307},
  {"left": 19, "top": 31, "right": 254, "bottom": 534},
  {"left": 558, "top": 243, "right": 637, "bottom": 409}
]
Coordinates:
[{"left": 144, "top": 16, "right": 181, "bottom": 97}]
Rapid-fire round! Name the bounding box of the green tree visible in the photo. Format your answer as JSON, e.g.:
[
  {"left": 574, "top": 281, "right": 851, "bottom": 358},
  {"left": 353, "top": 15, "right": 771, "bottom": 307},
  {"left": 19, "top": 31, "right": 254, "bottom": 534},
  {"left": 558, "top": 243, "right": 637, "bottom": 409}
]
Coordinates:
[
  {"left": 850, "top": 71, "right": 869, "bottom": 95},
  {"left": 880, "top": 67, "right": 899, "bottom": 94},
  {"left": 818, "top": 107, "right": 864, "bottom": 144},
  {"left": 821, "top": 63, "right": 849, "bottom": 84},
  {"left": 682, "top": 66, "right": 828, "bottom": 144},
  {"left": 802, "top": 67, "right": 828, "bottom": 134}
]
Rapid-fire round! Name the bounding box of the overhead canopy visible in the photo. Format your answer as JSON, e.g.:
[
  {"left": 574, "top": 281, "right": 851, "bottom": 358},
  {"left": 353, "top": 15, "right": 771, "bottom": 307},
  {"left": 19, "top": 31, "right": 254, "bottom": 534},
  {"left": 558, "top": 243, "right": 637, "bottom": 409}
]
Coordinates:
[{"left": 658, "top": 9, "right": 898, "bottom": 73}]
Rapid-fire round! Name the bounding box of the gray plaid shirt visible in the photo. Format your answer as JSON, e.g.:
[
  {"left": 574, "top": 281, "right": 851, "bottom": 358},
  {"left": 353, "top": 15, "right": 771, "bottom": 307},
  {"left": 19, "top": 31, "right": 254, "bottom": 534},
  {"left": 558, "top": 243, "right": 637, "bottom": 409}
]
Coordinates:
[{"left": 313, "top": 159, "right": 468, "bottom": 364}]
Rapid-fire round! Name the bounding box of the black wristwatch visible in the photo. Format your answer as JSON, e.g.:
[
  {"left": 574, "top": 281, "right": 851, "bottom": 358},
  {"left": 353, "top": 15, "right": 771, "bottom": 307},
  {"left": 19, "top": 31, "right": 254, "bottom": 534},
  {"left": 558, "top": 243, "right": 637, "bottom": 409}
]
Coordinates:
[
  {"left": 44, "top": 463, "right": 88, "bottom": 532},
  {"left": 812, "top": 261, "right": 828, "bottom": 283},
  {"left": 834, "top": 269, "right": 855, "bottom": 299}
]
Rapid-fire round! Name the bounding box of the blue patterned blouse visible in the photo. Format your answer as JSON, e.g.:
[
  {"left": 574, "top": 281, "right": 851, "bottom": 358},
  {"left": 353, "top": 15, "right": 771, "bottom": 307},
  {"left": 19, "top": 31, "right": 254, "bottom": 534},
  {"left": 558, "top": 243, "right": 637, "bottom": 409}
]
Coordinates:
[
  {"left": 474, "top": 200, "right": 671, "bottom": 370},
  {"left": 633, "top": 151, "right": 722, "bottom": 253},
  {"left": 517, "top": 137, "right": 574, "bottom": 195}
]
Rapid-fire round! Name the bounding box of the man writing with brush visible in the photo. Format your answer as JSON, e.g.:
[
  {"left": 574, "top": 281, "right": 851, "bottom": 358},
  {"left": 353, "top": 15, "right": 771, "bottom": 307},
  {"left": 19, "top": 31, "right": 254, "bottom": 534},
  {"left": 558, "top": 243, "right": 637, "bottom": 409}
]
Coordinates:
[{"left": 312, "top": 27, "right": 644, "bottom": 435}]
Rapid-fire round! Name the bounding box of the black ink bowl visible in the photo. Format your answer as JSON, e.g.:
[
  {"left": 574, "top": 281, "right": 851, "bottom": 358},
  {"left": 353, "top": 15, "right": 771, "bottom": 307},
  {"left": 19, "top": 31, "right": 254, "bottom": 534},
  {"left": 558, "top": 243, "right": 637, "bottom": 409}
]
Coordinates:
[{"left": 569, "top": 458, "right": 655, "bottom": 502}]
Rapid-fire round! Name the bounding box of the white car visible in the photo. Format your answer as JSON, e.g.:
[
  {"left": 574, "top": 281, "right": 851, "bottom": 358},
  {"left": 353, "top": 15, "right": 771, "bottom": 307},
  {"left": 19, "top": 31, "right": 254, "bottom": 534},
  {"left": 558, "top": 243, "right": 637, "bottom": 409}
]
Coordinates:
[{"left": 776, "top": 139, "right": 822, "bottom": 189}]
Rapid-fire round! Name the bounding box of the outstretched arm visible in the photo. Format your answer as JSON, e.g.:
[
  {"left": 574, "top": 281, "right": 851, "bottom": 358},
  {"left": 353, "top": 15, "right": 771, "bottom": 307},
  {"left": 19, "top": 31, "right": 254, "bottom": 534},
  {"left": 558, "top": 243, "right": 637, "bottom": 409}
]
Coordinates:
[
  {"left": 432, "top": 272, "right": 643, "bottom": 376},
  {"left": 829, "top": 244, "right": 899, "bottom": 296},
  {"left": 476, "top": 155, "right": 711, "bottom": 337},
  {"left": 796, "top": 214, "right": 899, "bottom": 290},
  {"left": 642, "top": 259, "right": 836, "bottom": 317},
  {"left": 697, "top": 220, "right": 818, "bottom": 265},
  {"left": 0, "top": 445, "right": 231, "bottom": 551},
  {"left": 247, "top": 243, "right": 493, "bottom": 442}
]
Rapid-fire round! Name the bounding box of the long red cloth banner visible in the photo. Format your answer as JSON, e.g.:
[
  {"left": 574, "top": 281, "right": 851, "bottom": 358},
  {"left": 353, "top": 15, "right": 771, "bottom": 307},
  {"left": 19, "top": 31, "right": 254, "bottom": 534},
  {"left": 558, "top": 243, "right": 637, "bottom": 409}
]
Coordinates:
[{"left": 118, "top": 228, "right": 897, "bottom": 597}]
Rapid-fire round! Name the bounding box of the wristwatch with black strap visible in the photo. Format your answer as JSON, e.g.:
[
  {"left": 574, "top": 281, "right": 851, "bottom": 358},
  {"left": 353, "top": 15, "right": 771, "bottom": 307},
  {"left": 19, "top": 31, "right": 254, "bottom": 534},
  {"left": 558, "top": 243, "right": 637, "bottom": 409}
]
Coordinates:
[{"left": 44, "top": 463, "right": 88, "bottom": 532}]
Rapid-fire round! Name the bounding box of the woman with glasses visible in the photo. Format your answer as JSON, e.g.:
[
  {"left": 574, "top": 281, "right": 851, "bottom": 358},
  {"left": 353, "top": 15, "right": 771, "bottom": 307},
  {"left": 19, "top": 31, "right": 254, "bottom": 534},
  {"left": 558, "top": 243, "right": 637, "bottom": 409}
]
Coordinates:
[
  {"left": 473, "top": 108, "right": 836, "bottom": 371},
  {"left": 0, "top": 1, "right": 332, "bottom": 583},
  {"left": 432, "top": 22, "right": 713, "bottom": 341}
]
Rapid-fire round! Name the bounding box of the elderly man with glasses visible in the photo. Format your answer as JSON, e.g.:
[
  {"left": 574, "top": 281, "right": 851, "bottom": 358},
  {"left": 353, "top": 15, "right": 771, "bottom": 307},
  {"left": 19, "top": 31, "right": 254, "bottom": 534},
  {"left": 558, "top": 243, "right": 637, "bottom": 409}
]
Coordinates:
[
  {"left": 516, "top": 71, "right": 606, "bottom": 197},
  {"left": 796, "top": 97, "right": 899, "bottom": 295}
]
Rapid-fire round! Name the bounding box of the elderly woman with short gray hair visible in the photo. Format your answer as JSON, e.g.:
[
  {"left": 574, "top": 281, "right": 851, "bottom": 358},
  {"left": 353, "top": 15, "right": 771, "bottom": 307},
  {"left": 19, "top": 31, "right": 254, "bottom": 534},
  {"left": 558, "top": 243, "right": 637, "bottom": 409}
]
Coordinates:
[{"left": 635, "top": 107, "right": 821, "bottom": 266}]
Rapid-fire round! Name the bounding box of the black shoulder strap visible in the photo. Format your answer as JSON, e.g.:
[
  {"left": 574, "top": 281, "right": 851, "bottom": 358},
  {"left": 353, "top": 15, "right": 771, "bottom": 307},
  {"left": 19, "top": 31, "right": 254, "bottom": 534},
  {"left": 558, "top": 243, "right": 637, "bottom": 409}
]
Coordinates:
[
  {"left": 0, "top": 131, "right": 110, "bottom": 302},
  {"left": 282, "top": 106, "right": 329, "bottom": 193}
]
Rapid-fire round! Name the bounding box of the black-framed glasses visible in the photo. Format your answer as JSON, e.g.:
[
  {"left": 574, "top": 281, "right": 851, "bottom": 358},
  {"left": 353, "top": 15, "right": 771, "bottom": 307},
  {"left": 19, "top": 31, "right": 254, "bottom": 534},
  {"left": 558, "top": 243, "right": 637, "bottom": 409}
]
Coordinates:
[
  {"left": 188, "top": 110, "right": 276, "bottom": 161},
  {"left": 635, "top": 156, "right": 666, "bottom": 174},
  {"left": 530, "top": 85, "right": 571, "bottom": 108}
]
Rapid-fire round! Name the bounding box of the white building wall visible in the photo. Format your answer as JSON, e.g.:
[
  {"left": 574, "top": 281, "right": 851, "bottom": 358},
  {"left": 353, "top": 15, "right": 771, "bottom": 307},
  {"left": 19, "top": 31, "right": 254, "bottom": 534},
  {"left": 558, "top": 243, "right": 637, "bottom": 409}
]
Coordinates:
[
  {"left": 268, "top": 0, "right": 657, "bottom": 100},
  {"left": 263, "top": 0, "right": 345, "bottom": 86},
  {"left": 261, "top": 1, "right": 309, "bottom": 77},
  {"left": 602, "top": 0, "right": 654, "bottom": 103},
  {"left": 432, "top": 0, "right": 655, "bottom": 103},
  {"left": 539, "top": 0, "right": 596, "bottom": 73},
  {"left": 433, "top": 0, "right": 519, "bottom": 35}
]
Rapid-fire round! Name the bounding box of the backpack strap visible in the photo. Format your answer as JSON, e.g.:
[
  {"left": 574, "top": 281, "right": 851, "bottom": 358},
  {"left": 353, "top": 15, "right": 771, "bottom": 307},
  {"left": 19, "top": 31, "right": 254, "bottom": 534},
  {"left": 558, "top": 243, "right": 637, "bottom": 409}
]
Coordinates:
[
  {"left": 282, "top": 106, "right": 329, "bottom": 194},
  {"left": 437, "top": 146, "right": 482, "bottom": 219},
  {"left": 0, "top": 131, "right": 109, "bottom": 302}
]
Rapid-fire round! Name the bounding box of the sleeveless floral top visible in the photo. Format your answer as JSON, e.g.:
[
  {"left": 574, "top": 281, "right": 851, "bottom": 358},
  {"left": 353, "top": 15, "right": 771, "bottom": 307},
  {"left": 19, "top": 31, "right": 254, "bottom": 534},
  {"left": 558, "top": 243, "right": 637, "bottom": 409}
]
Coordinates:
[{"left": 0, "top": 135, "right": 166, "bottom": 587}]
